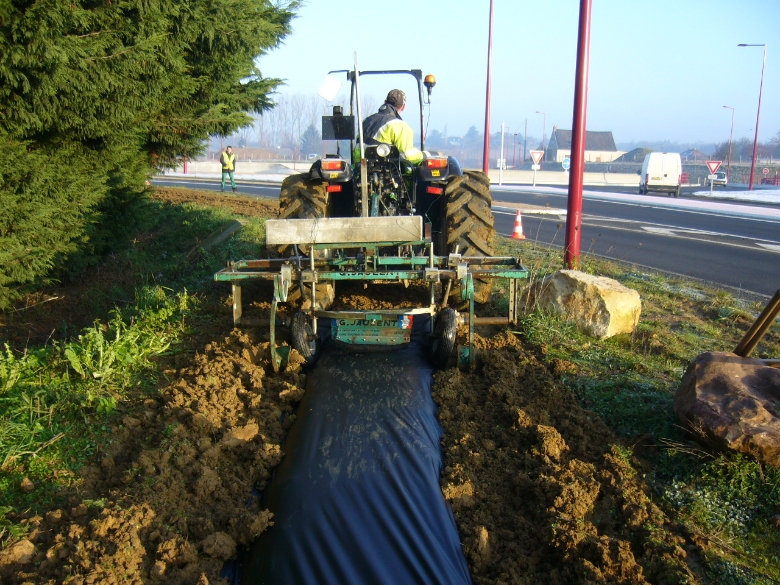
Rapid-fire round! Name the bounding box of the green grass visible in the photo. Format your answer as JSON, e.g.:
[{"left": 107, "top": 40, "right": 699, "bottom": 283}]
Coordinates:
[
  {"left": 502, "top": 237, "right": 780, "bottom": 583},
  {"left": 0, "top": 190, "right": 268, "bottom": 546}
]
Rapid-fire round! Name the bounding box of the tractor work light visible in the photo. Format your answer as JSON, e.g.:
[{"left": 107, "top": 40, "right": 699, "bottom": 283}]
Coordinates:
[
  {"left": 376, "top": 144, "right": 391, "bottom": 158},
  {"left": 321, "top": 160, "right": 345, "bottom": 171}
]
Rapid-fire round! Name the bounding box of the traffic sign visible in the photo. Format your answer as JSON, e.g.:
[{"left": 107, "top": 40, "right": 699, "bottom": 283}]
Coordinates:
[
  {"left": 530, "top": 150, "right": 544, "bottom": 165},
  {"left": 764, "top": 167, "right": 770, "bottom": 175},
  {"left": 562, "top": 157, "right": 571, "bottom": 171},
  {"left": 531, "top": 164, "right": 540, "bottom": 171},
  {"left": 706, "top": 160, "right": 722, "bottom": 174}
]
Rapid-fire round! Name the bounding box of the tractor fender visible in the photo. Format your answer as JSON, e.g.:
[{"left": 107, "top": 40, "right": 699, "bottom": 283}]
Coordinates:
[{"left": 446, "top": 156, "right": 463, "bottom": 177}]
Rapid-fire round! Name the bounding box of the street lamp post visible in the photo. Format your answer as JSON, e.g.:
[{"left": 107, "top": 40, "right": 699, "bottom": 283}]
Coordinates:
[
  {"left": 723, "top": 105, "right": 734, "bottom": 182},
  {"left": 535, "top": 111, "right": 546, "bottom": 170},
  {"left": 738, "top": 43, "right": 767, "bottom": 191}
]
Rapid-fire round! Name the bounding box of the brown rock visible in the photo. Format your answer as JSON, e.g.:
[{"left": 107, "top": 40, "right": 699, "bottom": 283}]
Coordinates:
[
  {"left": 675, "top": 351, "right": 780, "bottom": 467},
  {"left": 0, "top": 539, "right": 36, "bottom": 566},
  {"left": 521, "top": 270, "right": 641, "bottom": 339}
]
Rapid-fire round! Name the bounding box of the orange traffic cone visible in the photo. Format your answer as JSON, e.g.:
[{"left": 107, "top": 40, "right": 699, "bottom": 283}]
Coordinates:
[{"left": 511, "top": 209, "right": 526, "bottom": 240}]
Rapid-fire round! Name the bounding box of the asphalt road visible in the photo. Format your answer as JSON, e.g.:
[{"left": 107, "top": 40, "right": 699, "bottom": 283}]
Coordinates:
[
  {"left": 491, "top": 185, "right": 780, "bottom": 297},
  {"left": 153, "top": 178, "right": 780, "bottom": 298}
]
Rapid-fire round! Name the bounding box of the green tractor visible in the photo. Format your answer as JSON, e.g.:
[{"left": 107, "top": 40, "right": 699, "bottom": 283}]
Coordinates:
[{"left": 277, "top": 68, "right": 495, "bottom": 309}]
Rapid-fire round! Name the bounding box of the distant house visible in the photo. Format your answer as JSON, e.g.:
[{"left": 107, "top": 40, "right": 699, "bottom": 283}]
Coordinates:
[
  {"left": 546, "top": 127, "right": 625, "bottom": 163},
  {"left": 680, "top": 149, "right": 710, "bottom": 162}
]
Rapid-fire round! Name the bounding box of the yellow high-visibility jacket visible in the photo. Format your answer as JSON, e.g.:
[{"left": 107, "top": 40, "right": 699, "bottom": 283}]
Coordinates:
[
  {"left": 221, "top": 151, "right": 236, "bottom": 171},
  {"left": 354, "top": 104, "right": 423, "bottom": 164}
]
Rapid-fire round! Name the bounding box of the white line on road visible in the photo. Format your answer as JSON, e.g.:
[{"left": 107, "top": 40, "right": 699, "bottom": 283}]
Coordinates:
[{"left": 496, "top": 214, "right": 780, "bottom": 255}]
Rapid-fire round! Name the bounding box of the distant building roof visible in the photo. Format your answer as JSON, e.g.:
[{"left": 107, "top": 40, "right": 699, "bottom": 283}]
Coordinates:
[
  {"left": 680, "top": 149, "right": 710, "bottom": 161},
  {"left": 551, "top": 129, "right": 617, "bottom": 151}
]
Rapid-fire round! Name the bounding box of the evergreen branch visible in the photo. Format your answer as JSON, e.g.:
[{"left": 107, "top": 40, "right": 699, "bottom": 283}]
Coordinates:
[{"left": 68, "top": 30, "right": 116, "bottom": 39}]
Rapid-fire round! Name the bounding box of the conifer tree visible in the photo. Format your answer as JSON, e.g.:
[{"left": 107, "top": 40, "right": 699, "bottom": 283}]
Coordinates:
[{"left": 0, "top": 0, "right": 298, "bottom": 307}]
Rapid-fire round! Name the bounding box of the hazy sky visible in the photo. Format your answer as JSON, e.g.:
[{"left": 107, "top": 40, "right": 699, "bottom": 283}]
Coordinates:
[{"left": 257, "top": 0, "right": 778, "bottom": 146}]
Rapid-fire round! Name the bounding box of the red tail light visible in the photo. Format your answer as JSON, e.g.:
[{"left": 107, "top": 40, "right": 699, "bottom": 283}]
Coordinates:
[
  {"left": 426, "top": 186, "right": 444, "bottom": 195},
  {"left": 326, "top": 184, "right": 343, "bottom": 193},
  {"left": 424, "top": 158, "right": 448, "bottom": 169},
  {"left": 321, "top": 160, "right": 344, "bottom": 171}
]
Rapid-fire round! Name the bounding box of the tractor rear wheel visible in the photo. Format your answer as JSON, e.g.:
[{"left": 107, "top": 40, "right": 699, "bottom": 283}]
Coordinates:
[
  {"left": 277, "top": 173, "right": 335, "bottom": 310},
  {"left": 443, "top": 170, "right": 495, "bottom": 304}
]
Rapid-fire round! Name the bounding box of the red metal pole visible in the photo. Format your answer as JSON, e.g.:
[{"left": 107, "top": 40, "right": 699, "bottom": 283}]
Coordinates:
[
  {"left": 564, "top": 0, "right": 593, "bottom": 269},
  {"left": 481, "top": 0, "right": 494, "bottom": 174}
]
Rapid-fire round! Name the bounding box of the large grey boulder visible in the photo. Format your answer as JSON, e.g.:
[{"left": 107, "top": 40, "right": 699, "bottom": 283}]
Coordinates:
[
  {"left": 675, "top": 351, "right": 780, "bottom": 467},
  {"left": 521, "top": 270, "right": 641, "bottom": 339}
]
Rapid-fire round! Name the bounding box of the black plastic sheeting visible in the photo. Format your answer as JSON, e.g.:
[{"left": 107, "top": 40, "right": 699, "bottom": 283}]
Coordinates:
[{"left": 240, "top": 318, "right": 472, "bottom": 585}]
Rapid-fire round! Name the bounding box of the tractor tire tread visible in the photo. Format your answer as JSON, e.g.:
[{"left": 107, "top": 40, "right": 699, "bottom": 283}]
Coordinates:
[{"left": 443, "top": 170, "right": 495, "bottom": 304}]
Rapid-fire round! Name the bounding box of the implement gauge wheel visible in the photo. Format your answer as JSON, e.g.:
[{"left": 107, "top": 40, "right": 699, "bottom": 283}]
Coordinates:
[
  {"left": 277, "top": 173, "right": 335, "bottom": 310},
  {"left": 443, "top": 170, "right": 495, "bottom": 304},
  {"left": 430, "top": 307, "right": 458, "bottom": 368},
  {"left": 291, "top": 311, "right": 319, "bottom": 364}
]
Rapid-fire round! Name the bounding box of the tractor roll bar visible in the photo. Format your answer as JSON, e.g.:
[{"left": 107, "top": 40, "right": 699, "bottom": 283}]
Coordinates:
[{"left": 329, "top": 69, "right": 426, "bottom": 153}]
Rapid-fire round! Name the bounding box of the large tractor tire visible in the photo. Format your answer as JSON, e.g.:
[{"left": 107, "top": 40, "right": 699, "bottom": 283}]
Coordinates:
[
  {"left": 277, "top": 173, "right": 335, "bottom": 310},
  {"left": 443, "top": 170, "right": 495, "bottom": 304},
  {"left": 278, "top": 173, "right": 329, "bottom": 254}
]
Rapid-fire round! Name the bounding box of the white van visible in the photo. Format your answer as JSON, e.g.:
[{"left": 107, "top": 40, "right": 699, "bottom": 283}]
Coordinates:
[{"left": 638, "top": 152, "right": 682, "bottom": 198}]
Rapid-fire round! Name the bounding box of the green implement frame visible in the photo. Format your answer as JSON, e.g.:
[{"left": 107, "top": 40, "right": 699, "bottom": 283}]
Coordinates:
[{"left": 214, "top": 217, "right": 528, "bottom": 370}]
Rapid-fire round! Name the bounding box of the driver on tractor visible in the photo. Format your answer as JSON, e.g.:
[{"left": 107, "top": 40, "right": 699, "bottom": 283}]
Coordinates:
[{"left": 355, "top": 89, "right": 424, "bottom": 165}]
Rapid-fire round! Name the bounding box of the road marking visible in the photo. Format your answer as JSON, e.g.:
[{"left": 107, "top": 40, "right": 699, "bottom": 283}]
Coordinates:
[
  {"left": 641, "top": 226, "right": 678, "bottom": 236},
  {"left": 508, "top": 214, "right": 780, "bottom": 255},
  {"left": 493, "top": 205, "right": 566, "bottom": 216}
]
